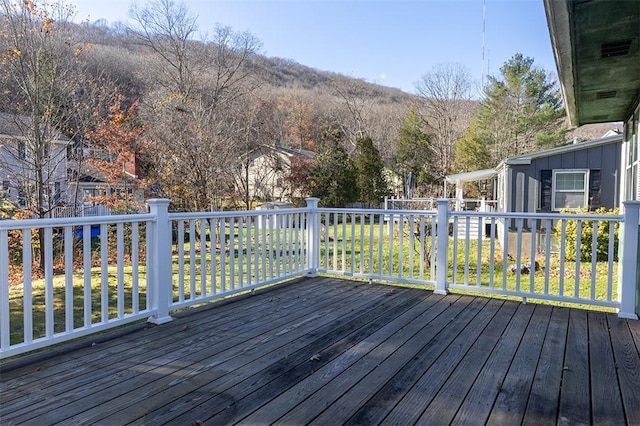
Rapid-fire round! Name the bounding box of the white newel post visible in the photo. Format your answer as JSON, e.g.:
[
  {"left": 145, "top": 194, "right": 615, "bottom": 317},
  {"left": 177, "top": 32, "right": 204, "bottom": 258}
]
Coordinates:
[
  {"left": 147, "top": 199, "right": 174, "bottom": 325},
  {"left": 619, "top": 201, "right": 640, "bottom": 319},
  {"left": 306, "top": 197, "right": 320, "bottom": 277},
  {"left": 435, "top": 199, "right": 449, "bottom": 295}
]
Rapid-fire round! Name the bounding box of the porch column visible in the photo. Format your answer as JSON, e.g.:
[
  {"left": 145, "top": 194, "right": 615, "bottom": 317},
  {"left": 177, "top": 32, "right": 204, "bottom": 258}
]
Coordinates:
[
  {"left": 455, "top": 181, "right": 463, "bottom": 211},
  {"left": 147, "top": 198, "right": 173, "bottom": 325},
  {"left": 306, "top": 197, "right": 320, "bottom": 277},
  {"left": 619, "top": 200, "right": 640, "bottom": 319},
  {"left": 435, "top": 199, "right": 449, "bottom": 295}
]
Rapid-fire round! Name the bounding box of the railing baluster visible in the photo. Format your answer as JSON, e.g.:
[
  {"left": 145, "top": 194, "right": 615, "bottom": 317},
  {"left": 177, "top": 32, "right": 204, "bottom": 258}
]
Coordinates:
[
  {"left": 189, "top": 219, "right": 196, "bottom": 299},
  {"left": 261, "top": 216, "right": 267, "bottom": 282},
  {"left": 477, "top": 215, "right": 483, "bottom": 287},
  {"left": 131, "top": 222, "right": 139, "bottom": 313},
  {"left": 530, "top": 218, "right": 537, "bottom": 294},
  {"left": 591, "top": 219, "right": 598, "bottom": 300},
  {"left": 575, "top": 220, "right": 582, "bottom": 298},
  {"left": 369, "top": 213, "right": 374, "bottom": 276},
  {"left": 418, "top": 215, "right": 425, "bottom": 281},
  {"left": 398, "top": 214, "right": 404, "bottom": 278},
  {"left": 350, "top": 213, "right": 355, "bottom": 275},
  {"left": 464, "top": 216, "right": 470, "bottom": 285},
  {"left": 200, "top": 219, "right": 207, "bottom": 296},
  {"left": 23, "top": 228, "right": 33, "bottom": 342},
  {"left": 238, "top": 218, "right": 244, "bottom": 288},
  {"left": 544, "top": 219, "right": 552, "bottom": 295},
  {"left": 230, "top": 218, "right": 236, "bottom": 288},
  {"left": 452, "top": 216, "right": 459, "bottom": 285},
  {"left": 430, "top": 215, "right": 436, "bottom": 281},
  {"left": 275, "top": 214, "right": 281, "bottom": 278},
  {"left": 489, "top": 217, "right": 496, "bottom": 289},
  {"left": 359, "top": 213, "right": 365, "bottom": 274},
  {"left": 515, "top": 218, "right": 523, "bottom": 294},
  {"left": 44, "top": 227, "right": 54, "bottom": 337},
  {"left": 177, "top": 220, "right": 184, "bottom": 301},
  {"left": 341, "top": 213, "right": 347, "bottom": 273},
  {"left": 559, "top": 219, "right": 567, "bottom": 297},
  {"left": 246, "top": 216, "right": 252, "bottom": 285},
  {"left": 220, "top": 218, "right": 227, "bottom": 292},
  {"left": 83, "top": 225, "right": 91, "bottom": 326},
  {"left": 100, "top": 224, "right": 109, "bottom": 323},
  {"left": 501, "top": 218, "right": 509, "bottom": 292},
  {"left": 388, "top": 213, "right": 394, "bottom": 277},
  {"left": 408, "top": 214, "right": 415, "bottom": 279},
  {"left": 64, "top": 226, "right": 74, "bottom": 331},
  {"left": 0, "top": 229, "right": 9, "bottom": 350},
  {"left": 117, "top": 222, "right": 125, "bottom": 318},
  {"left": 378, "top": 214, "right": 384, "bottom": 276},
  {"left": 607, "top": 221, "right": 615, "bottom": 301}
]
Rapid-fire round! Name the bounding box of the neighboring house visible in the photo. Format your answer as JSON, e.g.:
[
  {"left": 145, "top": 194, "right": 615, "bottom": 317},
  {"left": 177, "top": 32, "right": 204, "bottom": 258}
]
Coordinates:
[
  {"left": 242, "top": 144, "right": 314, "bottom": 203},
  {"left": 495, "top": 132, "right": 623, "bottom": 214},
  {"left": 444, "top": 132, "right": 623, "bottom": 254},
  {"left": 0, "top": 114, "right": 143, "bottom": 217},
  {"left": 0, "top": 113, "right": 70, "bottom": 212}
]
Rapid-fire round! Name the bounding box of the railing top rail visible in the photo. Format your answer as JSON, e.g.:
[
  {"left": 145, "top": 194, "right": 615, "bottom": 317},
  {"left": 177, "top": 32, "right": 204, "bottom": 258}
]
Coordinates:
[
  {"left": 168, "top": 207, "right": 310, "bottom": 221},
  {"left": 0, "top": 213, "right": 155, "bottom": 230},
  {"left": 450, "top": 210, "right": 624, "bottom": 221},
  {"left": 318, "top": 207, "right": 438, "bottom": 215}
]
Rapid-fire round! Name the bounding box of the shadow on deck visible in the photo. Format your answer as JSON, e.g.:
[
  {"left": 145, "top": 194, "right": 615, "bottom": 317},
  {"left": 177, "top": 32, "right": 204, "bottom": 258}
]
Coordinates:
[{"left": 1, "top": 277, "right": 639, "bottom": 425}]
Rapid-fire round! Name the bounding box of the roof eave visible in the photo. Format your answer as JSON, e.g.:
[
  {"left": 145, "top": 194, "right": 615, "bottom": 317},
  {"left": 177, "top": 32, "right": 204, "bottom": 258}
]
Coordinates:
[{"left": 544, "top": 0, "right": 579, "bottom": 126}]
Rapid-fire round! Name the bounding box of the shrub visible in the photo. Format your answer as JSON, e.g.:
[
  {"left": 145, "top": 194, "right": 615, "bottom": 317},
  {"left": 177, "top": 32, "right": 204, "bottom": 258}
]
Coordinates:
[{"left": 555, "top": 207, "right": 620, "bottom": 262}]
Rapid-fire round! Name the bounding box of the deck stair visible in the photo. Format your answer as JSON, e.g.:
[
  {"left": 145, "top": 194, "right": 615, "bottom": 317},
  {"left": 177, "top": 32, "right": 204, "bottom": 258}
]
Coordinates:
[{"left": 455, "top": 217, "right": 482, "bottom": 240}]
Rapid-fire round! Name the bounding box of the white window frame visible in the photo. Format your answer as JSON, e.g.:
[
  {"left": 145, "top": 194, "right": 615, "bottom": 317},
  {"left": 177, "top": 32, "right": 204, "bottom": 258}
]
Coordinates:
[{"left": 551, "top": 169, "right": 589, "bottom": 211}]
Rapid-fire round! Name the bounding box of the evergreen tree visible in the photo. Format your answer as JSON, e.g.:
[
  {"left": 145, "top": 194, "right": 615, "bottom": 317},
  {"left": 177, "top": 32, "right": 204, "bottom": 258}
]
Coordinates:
[
  {"left": 310, "top": 129, "right": 359, "bottom": 207},
  {"left": 452, "top": 122, "right": 493, "bottom": 198},
  {"left": 477, "top": 53, "right": 566, "bottom": 165},
  {"left": 353, "top": 136, "right": 389, "bottom": 207},
  {"left": 453, "top": 122, "right": 492, "bottom": 174},
  {"left": 395, "top": 106, "right": 434, "bottom": 196}
]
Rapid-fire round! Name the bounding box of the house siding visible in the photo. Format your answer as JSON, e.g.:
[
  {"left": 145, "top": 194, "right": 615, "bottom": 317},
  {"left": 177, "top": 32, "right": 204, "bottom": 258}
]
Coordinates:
[{"left": 506, "top": 141, "right": 622, "bottom": 215}]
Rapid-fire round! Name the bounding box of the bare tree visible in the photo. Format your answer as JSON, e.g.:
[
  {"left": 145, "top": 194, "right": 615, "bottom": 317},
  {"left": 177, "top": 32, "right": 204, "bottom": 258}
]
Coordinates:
[
  {"left": 128, "top": 0, "right": 264, "bottom": 210},
  {"left": 128, "top": 0, "right": 200, "bottom": 98},
  {"left": 0, "top": 0, "right": 111, "bottom": 269},
  {"left": 331, "top": 76, "right": 376, "bottom": 149},
  {"left": 414, "top": 63, "right": 476, "bottom": 182}
]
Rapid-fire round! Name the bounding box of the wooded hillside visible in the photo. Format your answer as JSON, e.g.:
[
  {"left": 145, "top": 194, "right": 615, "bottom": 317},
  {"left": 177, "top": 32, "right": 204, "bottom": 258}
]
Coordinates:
[{"left": 0, "top": 0, "right": 618, "bottom": 211}]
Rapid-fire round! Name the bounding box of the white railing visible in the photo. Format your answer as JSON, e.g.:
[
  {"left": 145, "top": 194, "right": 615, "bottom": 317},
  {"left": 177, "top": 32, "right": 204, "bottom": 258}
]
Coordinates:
[
  {"left": 0, "top": 212, "right": 155, "bottom": 358},
  {"left": 1, "top": 198, "right": 638, "bottom": 359},
  {"left": 166, "top": 208, "right": 309, "bottom": 312},
  {"left": 317, "top": 208, "right": 438, "bottom": 286},
  {"left": 312, "top": 199, "right": 638, "bottom": 318},
  {"left": 384, "top": 196, "right": 497, "bottom": 212}
]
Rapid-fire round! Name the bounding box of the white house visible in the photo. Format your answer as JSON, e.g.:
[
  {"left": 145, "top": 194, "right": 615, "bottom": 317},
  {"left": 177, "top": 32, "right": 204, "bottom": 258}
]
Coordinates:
[
  {"left": 0, "top": 113, "right": 70, "bottom": 213},
  {"left": 241, "top": 144, "right": 314, "bottom": 203}
]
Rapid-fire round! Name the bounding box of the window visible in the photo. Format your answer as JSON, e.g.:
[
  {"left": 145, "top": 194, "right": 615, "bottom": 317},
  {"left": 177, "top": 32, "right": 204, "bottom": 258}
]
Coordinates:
[
  {"left": 552, "top": 170, "right": 589, "bottom": 210},
  {"left": 623, "top": 107, "right": 640, "bottom": 201},
  {"left": 17, "top": 141, "right": 25, "bottom": 160},
  {"left": 1, "top": 181, "right": 8, "bottom": 198},
  {"left": 52, "top": 181, "right": 61, "bottom": 204}
]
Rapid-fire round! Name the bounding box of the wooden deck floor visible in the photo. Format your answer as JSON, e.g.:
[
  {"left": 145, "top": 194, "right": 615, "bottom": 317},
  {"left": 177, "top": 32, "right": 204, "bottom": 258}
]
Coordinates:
[{"left": 1, "top": 277, "right": 640, "bottom": 425}]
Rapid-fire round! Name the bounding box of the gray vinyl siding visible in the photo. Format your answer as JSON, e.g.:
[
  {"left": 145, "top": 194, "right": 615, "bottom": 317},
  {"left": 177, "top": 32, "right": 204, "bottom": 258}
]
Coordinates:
[{"left": 506, "top": 140, "right": 621, "bottom": 215}]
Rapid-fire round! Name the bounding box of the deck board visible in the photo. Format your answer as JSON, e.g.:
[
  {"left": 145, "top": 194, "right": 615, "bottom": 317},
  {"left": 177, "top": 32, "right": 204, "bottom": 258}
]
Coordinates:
[
  {"left": 521, "top": 306, "right": 569, "bottom": 425},
  {"left": 452, "top": 302, "right": 536, "bottom": 425},
  {"left": 1, "top": 277, "right": 639, "bottom": 425},
  {"left": 487, "top": 304, "right": 553, "bottom": 425},
  {"left": 558, "top": 309, "right": 591, "bottom": 425},
  {"left": 608, "top": 314, "right": 640, "bottom": 425}
]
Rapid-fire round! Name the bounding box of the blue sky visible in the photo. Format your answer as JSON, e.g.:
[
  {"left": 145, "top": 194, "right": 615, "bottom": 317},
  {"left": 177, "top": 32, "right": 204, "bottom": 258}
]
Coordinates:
[{"left": 72, "top": 0, "right": 556, "bottom": 94}]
